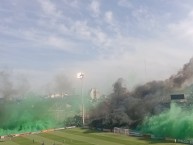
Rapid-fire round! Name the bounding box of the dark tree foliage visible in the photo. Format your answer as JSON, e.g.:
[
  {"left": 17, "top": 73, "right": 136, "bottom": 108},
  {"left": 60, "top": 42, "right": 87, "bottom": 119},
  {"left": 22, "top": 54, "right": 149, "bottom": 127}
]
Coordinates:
[{"left": 64, "top": 115, "right": 82, "bottom": 127}]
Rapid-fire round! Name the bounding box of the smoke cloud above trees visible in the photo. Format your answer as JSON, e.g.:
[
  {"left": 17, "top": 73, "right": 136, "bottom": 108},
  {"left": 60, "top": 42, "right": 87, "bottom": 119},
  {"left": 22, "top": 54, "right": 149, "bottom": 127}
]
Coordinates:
[{"left": 89, "top": 57, "right": 193, "bottom": 130}]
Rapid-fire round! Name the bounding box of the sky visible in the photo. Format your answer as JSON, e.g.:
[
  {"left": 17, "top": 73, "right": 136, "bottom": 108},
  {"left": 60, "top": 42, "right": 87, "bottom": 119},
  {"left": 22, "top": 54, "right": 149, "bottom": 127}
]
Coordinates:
[{"left": 0, "top": 0, "right": 193, "bottom": 95}]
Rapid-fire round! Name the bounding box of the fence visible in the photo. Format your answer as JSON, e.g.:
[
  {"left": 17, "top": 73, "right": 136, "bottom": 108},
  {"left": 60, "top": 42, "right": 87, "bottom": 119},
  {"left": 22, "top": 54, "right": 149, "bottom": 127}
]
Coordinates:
[{"left": 113, "top": 127, "right": 129, "bottom": 135}]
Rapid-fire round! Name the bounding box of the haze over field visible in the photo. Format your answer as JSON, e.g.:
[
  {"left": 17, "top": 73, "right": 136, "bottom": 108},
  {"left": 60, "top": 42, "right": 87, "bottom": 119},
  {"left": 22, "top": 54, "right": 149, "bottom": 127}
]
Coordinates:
[
  {"left": 2, "top": 1, "right": 193, "bottom": 140},
  {"left": 0, "top": 0, "right": 193, "bottom": 94}
]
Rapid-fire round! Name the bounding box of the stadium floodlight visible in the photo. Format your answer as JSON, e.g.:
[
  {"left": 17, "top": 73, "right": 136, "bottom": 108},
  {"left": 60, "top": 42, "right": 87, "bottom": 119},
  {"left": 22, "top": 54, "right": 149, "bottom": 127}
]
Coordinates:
[
  {"left": 76, "top": 72, "right": 85, "bottom": 126},
  {"left": 77, "top": 72, "right": 84, "bottom": 79}
]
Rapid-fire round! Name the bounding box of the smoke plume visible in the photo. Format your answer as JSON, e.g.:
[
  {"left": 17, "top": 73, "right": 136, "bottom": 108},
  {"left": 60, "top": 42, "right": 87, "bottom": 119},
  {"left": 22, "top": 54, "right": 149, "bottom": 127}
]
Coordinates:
[
  {"left": 89, "top": 57, "right": 193, "bottom": 137},
  {"left": 0, "top": 71, "right": 79, "bottom": 136},
  {"left": 45, "top": 73, "right": 72, "bottom": 95},
  {"left": 0, "top": 70, "right": 30, "bottom": 100}
]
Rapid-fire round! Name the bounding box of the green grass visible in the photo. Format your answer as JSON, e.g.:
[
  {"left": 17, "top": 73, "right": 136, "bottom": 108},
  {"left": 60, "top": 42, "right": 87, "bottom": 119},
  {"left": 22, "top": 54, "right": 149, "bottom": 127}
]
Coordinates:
[{"left": 0, "top": 128, "right": 184, "bottom": 145}]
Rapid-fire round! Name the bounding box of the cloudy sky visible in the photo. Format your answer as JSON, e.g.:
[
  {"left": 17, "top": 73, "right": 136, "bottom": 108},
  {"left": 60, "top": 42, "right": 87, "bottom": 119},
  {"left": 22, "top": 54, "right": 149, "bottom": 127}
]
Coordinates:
[{"left": 0, "top": 0, "right": 193, "bottom": 94}]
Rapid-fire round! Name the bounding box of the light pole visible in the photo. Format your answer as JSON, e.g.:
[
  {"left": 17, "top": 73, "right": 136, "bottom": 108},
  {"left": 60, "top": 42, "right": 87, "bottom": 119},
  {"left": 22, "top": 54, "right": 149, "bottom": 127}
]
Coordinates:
[{"left": 77, "top": 72, "right": 85, "bottom": 126}]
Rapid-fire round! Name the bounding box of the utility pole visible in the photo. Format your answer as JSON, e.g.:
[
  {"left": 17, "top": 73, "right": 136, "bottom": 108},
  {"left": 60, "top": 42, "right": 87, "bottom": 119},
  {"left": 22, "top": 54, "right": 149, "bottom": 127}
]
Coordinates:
[{"left": 77, "top": 72, "right": 85, "bottom": 126}]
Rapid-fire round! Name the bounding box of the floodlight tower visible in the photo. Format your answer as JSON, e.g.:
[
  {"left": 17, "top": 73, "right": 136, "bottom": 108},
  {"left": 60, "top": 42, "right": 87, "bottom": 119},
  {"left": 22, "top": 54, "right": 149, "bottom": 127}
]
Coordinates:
[{"left": 77, "top": 72, "right": 85, "bottom": 126}]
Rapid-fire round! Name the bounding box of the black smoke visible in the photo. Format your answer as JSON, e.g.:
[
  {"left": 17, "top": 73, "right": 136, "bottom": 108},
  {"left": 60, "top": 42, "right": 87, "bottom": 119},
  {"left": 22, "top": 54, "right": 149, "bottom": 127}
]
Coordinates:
[
  {"left": 89, "top": 57, "right": 193, "bottom": 130},
  {"left": 0, "top": 70, "right": 30, "bottom": 100}
]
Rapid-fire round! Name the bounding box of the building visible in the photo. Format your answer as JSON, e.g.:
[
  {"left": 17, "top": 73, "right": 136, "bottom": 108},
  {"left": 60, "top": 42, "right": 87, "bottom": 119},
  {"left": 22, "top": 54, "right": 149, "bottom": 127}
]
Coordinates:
[
  {"left": 170, "top": 94, "right": 187, "bottom": 107},
  {"left": 48, "top": 92, "right": 68, "bottom": 99}
]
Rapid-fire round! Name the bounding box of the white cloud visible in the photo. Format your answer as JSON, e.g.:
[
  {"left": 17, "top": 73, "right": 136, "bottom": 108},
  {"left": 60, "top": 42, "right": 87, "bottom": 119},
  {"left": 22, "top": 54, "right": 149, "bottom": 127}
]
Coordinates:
[
  {"left": 70, "top": 20, "right": 111, "bottom": 49},
  {"left": 118, "top": 0, "right": 132, "bottom": 8},
  {"left": 89, "top": 0, "right": 100, "bottom": 17},
  {"left": 71, "top": 21, "right": 91, "bottom": 38},
  {"left": 38, "top": 0, "right": 62, "bottom": 18},
  {"left": 47, "top": 36, "right": 74, "bottom": 51},
  {"left": 0, "top": 25, "right": 77, "bottom": 52},
  {"left": 131, "top": 6, "right": 157, "bottom": 31},
  {"left": 68, "top": 0, "right": 79, "bottom": 8},
  {"left": 104, "top": 11, "right": 113, "bottom": 24},
  {"left": 168, "top": 10, "right": 193, "bottom": 42}
]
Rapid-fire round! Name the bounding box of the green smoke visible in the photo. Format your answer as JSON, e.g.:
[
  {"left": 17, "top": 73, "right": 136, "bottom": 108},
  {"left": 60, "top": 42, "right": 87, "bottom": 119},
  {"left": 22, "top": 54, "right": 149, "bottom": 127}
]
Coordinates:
[
  {"left": 140, "top": 103, "right": 193, "bottom": 139},
  {"left": 0, "top": 93, "right": 83, "bottom": 136},
  {"left": 0, "top": 94, "right": 55, "bottom": 135}
]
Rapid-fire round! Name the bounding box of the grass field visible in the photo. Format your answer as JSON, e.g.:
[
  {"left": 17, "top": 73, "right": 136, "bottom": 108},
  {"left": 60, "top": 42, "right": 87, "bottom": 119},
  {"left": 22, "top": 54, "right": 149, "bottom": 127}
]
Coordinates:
[{"left": 0, "top": 128, "right": 184, "bottom": 145}]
